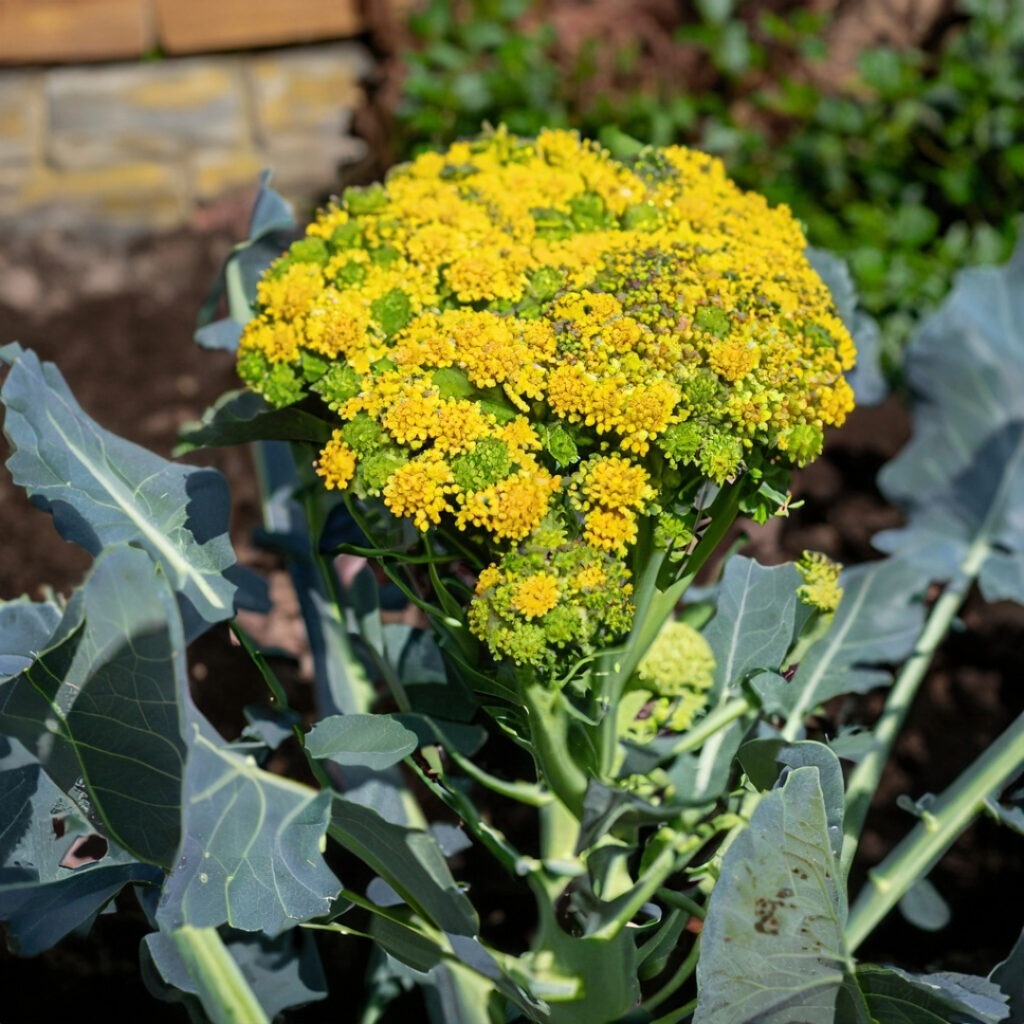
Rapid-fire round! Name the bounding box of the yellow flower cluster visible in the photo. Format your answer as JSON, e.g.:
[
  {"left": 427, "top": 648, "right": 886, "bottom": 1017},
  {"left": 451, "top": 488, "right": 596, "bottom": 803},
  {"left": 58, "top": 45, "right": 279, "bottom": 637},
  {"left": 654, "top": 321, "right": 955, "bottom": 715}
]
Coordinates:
[
  {"left": 469, "top": 522, "right": 635, "bottom": 667},
  {"left": 796, "top": 550, "right": 844, "bottom": 613},
  {"left": 238, "top": 128, "right": 855, "bottom": 593},
  {"left": 618, "top": 620, "right": 717, "bottom": 743}
]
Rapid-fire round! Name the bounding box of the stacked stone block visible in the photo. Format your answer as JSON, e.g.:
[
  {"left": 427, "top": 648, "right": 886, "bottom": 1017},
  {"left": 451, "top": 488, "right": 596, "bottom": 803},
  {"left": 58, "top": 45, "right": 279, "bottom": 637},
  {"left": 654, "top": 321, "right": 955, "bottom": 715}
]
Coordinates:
[{"left": 0, "top": 42, "right": 373, "bottom": 233}]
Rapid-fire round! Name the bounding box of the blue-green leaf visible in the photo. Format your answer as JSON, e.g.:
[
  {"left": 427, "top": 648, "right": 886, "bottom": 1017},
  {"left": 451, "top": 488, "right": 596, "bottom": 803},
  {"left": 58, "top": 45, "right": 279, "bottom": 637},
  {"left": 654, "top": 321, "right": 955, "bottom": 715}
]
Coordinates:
[
  {"left": 758, "top": 558, "right": 925, "bottom": 716},
  {"left": 1, "top": 344, "right": 239, "bottom": 630},
  {"left": 156, "top": 730, "right": 339, "bottom": 935},
  {"left": 695, "top": 767, "right": 856, "bottom": 1024},
  {"left": 175, "top": 389, "right": 332, "bottom": 455},
  {"left": 0, "top": 545, "right": 188, "bottom": 867},
  {"left": 854, "top": 965, "right": 1008, "bottom": 1024},
  {"left": 330, "top": 799, "right": 478, "bottom": 937},
  {"left": 306, "top": 714, "right": 419, "bottom": 771},
  {"left": 879, "top": 242, "right": 1024, "bottom": 503},
  {"left": 808, "top": 247, "right": 887, "bottom": 405},
  {"left": 702, "top": 556, "right": 801, "bottom": 696},
  {"left": 990, "top": 928, "right": 1024, "bottom": 1021},
  {"left": 875, "top": 422, "right": 1024, "bottom": 600},
  {"left": 0, "top": 741, "right": 162, "bottom": 955},
  {"left": 738, "top": 740, "right": 845, "bottom": 859},
  {"left": 0, "top": 596, "right": 61, "bottom": 680}
]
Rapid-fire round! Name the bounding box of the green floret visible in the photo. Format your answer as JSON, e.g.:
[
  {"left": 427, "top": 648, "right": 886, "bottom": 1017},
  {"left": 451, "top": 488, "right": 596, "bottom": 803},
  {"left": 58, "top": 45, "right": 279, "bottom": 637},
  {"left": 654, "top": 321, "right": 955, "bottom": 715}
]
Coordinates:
[
  {"left": 450, "top": 438, "right": 513, "bottom": 493},
  {"left": 237, "top": 349, "right": 305, "bottom": 407},
  {"left": 333, "top": 260, "right": 367, "bottom": 287},
  {"left": 343, "top": 183, "right": 386, "bottom": 214},
  {"left": 329, "top": 220, "right": 363, "bottom": 251},
  {"left": 262, "top": 362, "right": 305, "bottom": 408},
  {"left": 356, "top": 449, "right": 408, "bottom": 495},
  {"left": 684, "top": 373, "right": 720, "bottom": 413},
  {"left": 637, "top": 621, "right": 716, "bottom": 698},
  {"left": 492, "top": 622, "right": 548, "bottom": 666},
  {"left": 341, "top": 412, "right": 384, "bottom": 454},
  {"left": 236, "top": 347, "right": 268, "bottom": 391},
  {"left": 621, "top": 202, "right": 661, "bottom": 231},
  {"left": 654, "top": 512, "right": 694, "bottom": 558},
  {"left": 694, "top": 305, "right": 730, "bottom": 339},
  {"left": 569, "top": 192, "right": 616, "bottom": 232},
  {"left": 658, "top": 422, "right": 703, "bottom": 465},
  {"left": 371, "top": 288, "right": 413, "bottom": 336},
  {"left": 780, "top": 423, "right": 824, "bottom": 465},
  {"left": 287, "top": 237, "right": 329, "bottom": 266},
  {"left": 529, "top": 266, "right": 564, "bottom": 301},
  {"left": 698, "top": 432, "right": 744, "bottom": 483},
  {"left": 300, "top": 350, "right": 330, "bottom": 383},
  {"left": 542, "top": 605, "right": 584, "bottom": 647},
  {"left": 314, "top": 362, "right": 363, "bottom": 409}
]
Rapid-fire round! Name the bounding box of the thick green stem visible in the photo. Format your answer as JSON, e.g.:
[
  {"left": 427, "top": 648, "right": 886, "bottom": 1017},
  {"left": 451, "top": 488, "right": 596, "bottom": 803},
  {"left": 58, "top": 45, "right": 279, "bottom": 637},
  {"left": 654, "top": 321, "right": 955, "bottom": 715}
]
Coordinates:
[
  {"left": 596, "top": 483, "right": 743, "bottom": 776},
  {"left": 667, "top": 695, "right": 753, "bottom": 758},
  {"left": 169, "top": 926, "right": 269, "bottom": 1024},
  {"left": 522, "top": 679, "right": 589, "bottom": 818},
  {"left": 840, "top": 535, "right": 990, "bottom": 875},
  {"left": 845, "top": 710, "right": 1024, "bottom": 952}
]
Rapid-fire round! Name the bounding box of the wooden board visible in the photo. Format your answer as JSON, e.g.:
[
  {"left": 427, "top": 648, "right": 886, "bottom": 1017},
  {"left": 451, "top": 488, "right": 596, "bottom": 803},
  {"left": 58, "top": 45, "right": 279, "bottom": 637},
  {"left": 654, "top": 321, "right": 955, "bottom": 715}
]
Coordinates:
[
  {"left": 154, "top": 0, "right": 363, "bottom": 54},
  {"left": 0, "top": 0, "right": 150, "bottom": 63}
]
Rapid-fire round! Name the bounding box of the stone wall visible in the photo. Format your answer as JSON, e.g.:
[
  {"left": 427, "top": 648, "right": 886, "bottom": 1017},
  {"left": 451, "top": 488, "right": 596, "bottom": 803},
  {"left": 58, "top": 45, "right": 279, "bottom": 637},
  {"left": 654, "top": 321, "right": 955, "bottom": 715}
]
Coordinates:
[{"left": 0, "top": 41, "right": 373, "bottom": 235}]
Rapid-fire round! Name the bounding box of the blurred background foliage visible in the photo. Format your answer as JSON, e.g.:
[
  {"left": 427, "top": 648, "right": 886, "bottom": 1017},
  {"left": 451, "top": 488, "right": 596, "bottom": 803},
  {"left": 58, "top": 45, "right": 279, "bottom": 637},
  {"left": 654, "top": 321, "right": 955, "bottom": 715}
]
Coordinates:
[{"left": 389, "top": 0, "right": 1023, "bottom": 369}]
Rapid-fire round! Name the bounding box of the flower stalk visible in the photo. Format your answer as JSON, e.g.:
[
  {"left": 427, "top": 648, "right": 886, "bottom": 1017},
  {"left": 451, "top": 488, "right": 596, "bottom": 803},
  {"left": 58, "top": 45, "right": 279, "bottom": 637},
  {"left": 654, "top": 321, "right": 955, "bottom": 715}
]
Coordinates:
[{"left": 845, "top": 709, "right": 1024, "bottom": 952}]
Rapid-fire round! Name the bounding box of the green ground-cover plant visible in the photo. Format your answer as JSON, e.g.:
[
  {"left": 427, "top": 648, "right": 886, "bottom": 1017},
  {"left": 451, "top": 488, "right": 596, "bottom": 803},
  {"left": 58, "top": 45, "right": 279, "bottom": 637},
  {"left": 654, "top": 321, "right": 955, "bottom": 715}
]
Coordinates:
[
  {"left": 395, "top": 0, "right": 1023, "bottom": 363},
  {"left": 1, "top": 136, "right": 1022, "bottom": 1022}
]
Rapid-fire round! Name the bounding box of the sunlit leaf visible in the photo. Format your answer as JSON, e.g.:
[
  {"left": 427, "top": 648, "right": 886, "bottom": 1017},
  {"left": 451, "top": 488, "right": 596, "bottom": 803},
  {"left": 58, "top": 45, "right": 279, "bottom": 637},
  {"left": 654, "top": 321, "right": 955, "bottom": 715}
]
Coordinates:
[
  {"left": 306, "top": 714, "right": 419, "bottom": 771},
  {"left": 157, "top": 730, "right": 339, "bottom": 936},
  {"left": 0, "top": 596, "right": 61, "bottom": 681},
  {"left": 1, "top": 344, "right": 239, "bottom": 629},
  {"left": 755, "top": 558, "right": 925, "bottom": 716},
  {"left": 695, "top": 767, "right": 857, "bottom": 1024},
  {"left": 702, "top": 556, "right": 801, "bottom": 696}
]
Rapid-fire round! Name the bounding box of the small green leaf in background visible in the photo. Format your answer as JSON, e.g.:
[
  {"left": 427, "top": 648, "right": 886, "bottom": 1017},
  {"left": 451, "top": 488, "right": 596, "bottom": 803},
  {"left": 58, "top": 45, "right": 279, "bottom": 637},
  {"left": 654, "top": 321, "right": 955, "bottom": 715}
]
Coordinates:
[
  {"left": 898, "top": 877, "right": 951, "bottom": 932},
  {"left": 306, "top": 714, "right": 419, "bottom": 771}
]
